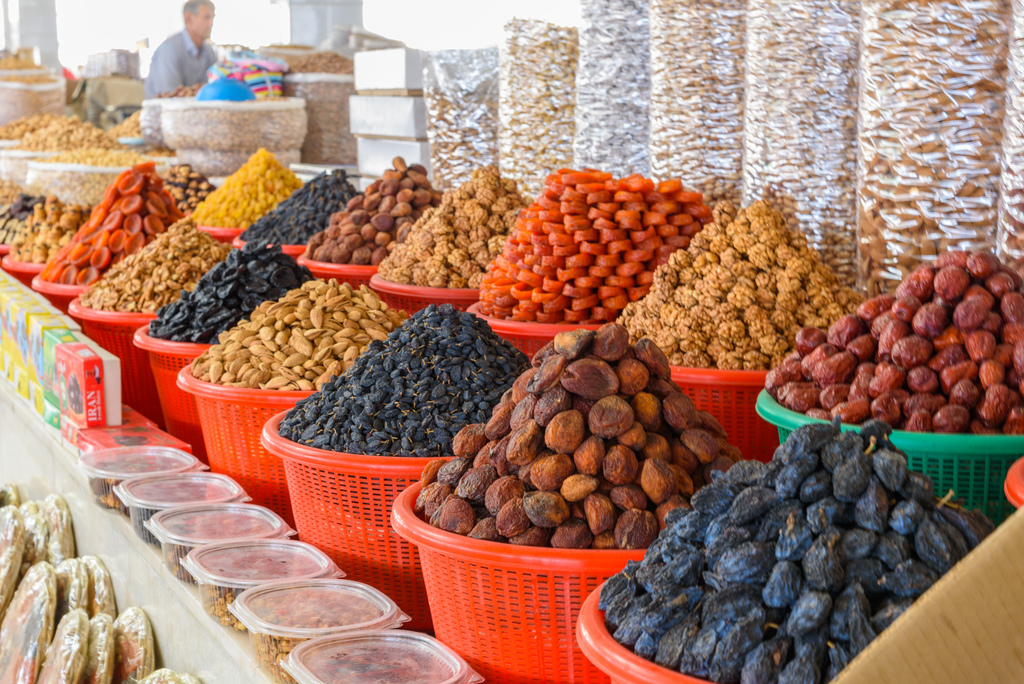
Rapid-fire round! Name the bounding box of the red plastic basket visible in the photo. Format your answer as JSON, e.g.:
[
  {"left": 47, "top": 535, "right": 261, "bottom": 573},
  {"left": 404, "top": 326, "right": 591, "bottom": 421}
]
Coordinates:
[
  {"left": 669, "top": 366, "right": 778, "bottom": 463},
  {"left": 197, "top": 225, "right": 244, "bottom": 244},
  {"left": 31, "top": 275, "right": 85, "bottom": 315},
  {"left": 577, "top": 587, "right": 708, "bottom": 684},
  {"left": 0, "top": 244, "right": 8, "bottom": 257},
  {"left": 177, "top": 368, "right": 311, "bottom": 526},
  {"left": 369, "top": 274, "right": 478, "bottom": 315},
  {"left": 392, "top": 482, "right": 644, "bottom": 684},
  {"left": 231, "top": 237, "right": 306, "bottom": 257},
  {"left": 1005, "top": 457, "right": 1024, "bottom": 509},
  {"left": 133, "top": 325, "right": 211, "bottom": 463},
  {"left": 467, "top": 303, "right": 603, "bottom": 358},
  {"left": 1, "top": 255, "right": 44, "bottom": 288},
  {"left": 296, "top": 256, "right": 378, "bottom": 289},
  {"left": 67, "top": 299, "right": 162, "bottom": 427},
  {"left": 262, "top": 412, "right": 439, "bottom": 632}
]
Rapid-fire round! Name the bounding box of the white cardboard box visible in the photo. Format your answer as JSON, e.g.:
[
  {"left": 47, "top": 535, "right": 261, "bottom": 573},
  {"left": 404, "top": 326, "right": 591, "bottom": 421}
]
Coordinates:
[
  {"left": 354, "top": 48, "right": 424, "bottom": 92},
  {"left": 356, "top": 137, "right": 432, "bottom": 179},
  {"left": 349, "top": 95, "right": 427, "bottom": 139}
]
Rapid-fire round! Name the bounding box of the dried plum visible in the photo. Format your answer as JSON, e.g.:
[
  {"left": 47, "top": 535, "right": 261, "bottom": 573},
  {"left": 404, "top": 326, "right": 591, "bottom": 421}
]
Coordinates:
[
  {"left": 889, "top": 500, "right": 924, "bottom": 536},
  {"left": 870, "top": 597, "right": 913, "bottom": 633},
  {"left": 612, "top": 594, "right": 656, "bottom": 647},
  {"left": 826, "top": 643, "right": 851, "bottom": 680},
  {"left": 707, "top": 527, "right": 754, "bottom": 569},
  {"left": 692, "top": 484, "right": 741, "bottom": 517},
  {"left": 779, "top": 423, "right": 836, "bottom": 464},
  {"left": 871, "top": 448, "right": 908, "bottom": 491},
  {"left": 783, "top": 590, "right": 832, "bottom": 636},
  {"left": 776, "top": 511, "right": 815, "bottom": 562},
  {"left": 914, "top": 512, "right": 965, "bottom": 574},
  {"left": 778, "top": 654, "right": 820, "bottom": 684},
  {"left": 740, "top": 636, "right": 791, "bottom": 684},
  {"left": 240, "top": 171, "right": 357, "bottom": 245},
  {"left": 655, "top": 611, "right": 700, "bottom": 670},
  {"left": 755, "top": 499, "right": 804, "bottom": 544},
  {"left": 854, "top": 477, "right": 889, "bottom": 534},
  {"left": 806, "top": 497, "right": 851, "bottom": 535},
  {"left": 843, "top": 558, "right": 886, "bottom": 595},
  {"left": 900, "top": 471, "right": 936, "bottom": 507},
  {"left": 802, "top": 528, "right": 844, "bottom": 593},
  {"left": 729, "top": 487, "right": 781, "bottom": 526},
  {"left": 710, "top": 613, "right": 765, "bottom": 683},
  {"left": 879, "top": 560, "right": 939, "bottom": 597},
  {"left": 832, "top": 452, "right": 872, "bottom": 502},
  {"left": 757, "top": 458, "right": 785, "bottom": 488},
  {"left": 847, "top": 598, "right": 877, "bottom": 656},
  {"left": 837, "top": 528, "right": 877, "bottom": 562},
  {"left": 937, "top": 506, "right": 994, "bottom": 550},
  {"left": 702, "top": 585, "right": 767, "bottom": 638},
  {"left": 819, "top": 431, "right": 862, "bottom": 473},
  {"left": 829, "top": 582, "right": 869, "bottom": 641},
  {"left": 720, "top": 460, "right": 766, "bottom": 487},
  {"left": 763, "top": 561, "right": 803, "bottom": 609},
  {"left": 711, "top": 542, "right": 776, "bottom": 588},
  {"left": 775, "top": 458, "right": 818, "bottom": 499},
  {"left": 681, "top": 626, "right": 719, "bottom": 678},
  {"left": 798, "top": 471, "right": 832, "bottom": 504},
  {"left": 859, "top": 419, "right": 894, "bottom": 450},
  {"left": 873, "top": 531, "right": 912, "bottom": 570}
]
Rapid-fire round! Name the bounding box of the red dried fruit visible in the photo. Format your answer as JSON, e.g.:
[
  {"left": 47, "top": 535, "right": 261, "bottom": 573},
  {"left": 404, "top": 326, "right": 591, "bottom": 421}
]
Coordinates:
[
  {"left": 891, "top": 297, "right": 921, "bottom": 324},
  {"left": 952, "top": 298, "right": 990, "bottom": 332},
  {"left": 801, "top": 344, "right": 838, "bottom": 379},
  {"left": 940, "top": 360, "right": 979, "bottom": 395},
  {"left": 778, "top": 383, "right": 821, "bottom": 413},
  {"left": 932, "top": 266, "right": 971, "bottom": 301},
  {"left": 810, "top": 351, "right": 857, "bottom": 386},
  {"left": 868, "top": 363, "right": 906, "bottom": 399},
  {"left": 819, "top": 384, "right": 851, "bottom": 411},
  {"left": 766, "top": 360, "right": 804, "bottom": 399},
  {"left": 977, "top": 384, "right": 1014, "bottom": 428},
  {"left": 967, "top": 252, "right": 1001, "bottom": 279},
  {"left": 895, "top": 265, "right": 935, "bottom": 301},
  {"left": 796, "top": 327, "right": 828, "bottom": 356},
  {"left": 827, "top": 315, "right": 867, "bottom": 350},
  {"left": 857, "top": 294, "right": 896, "bottom": 323},
  {"left": 911, "top": 303, "right": 949, "bottom": 339},
  {"left": 891, "top": 336, "right": 933, "bottom": 370},
  {"left": 932, "top": 404, "right": 971, "bottom": 433},
  {"left": 1001, "top": 293, "right": 1024, "bottom": 324},
  {"left": 845, "top": 335, "right": 877, "bottom": 363},
  {"left": 928, "top": 344, "right": 969, "bottom": 373},
  {"left": 871, "top": 395, "right": 901, "bottom": 425},
  {"left": 906, "top": 366, "right": 939, "bottom": 394},
  {"left": 904, "top": 411, "right": 932, "bottom": 432},
  {"left": 948, "top": 379, "right": 981, "bottom": 409},
  {"left": 878, "top": 319, "right": 910, "bottom": 362}
]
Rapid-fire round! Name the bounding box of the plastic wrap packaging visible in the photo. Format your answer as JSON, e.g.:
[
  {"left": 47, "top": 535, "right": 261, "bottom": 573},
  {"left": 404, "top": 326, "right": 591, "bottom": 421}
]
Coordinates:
[
  {"left": 0, "top": 506, "right": 25, "bottom": 621},
  {"left": 139, "top": 670, "right": 202, "bottom": 684},
  {"left": 112, "top": 608, "right": 154, "bottom": 684},
  {"left": 0, "top": 77, "right": 64, "bottom": 128},
  {"left": 79, "top": 557, "right": 116, "bottom": 620},
  {"left": 20, "top": 506, "right": 49, "bottom": 576},
  {"left": 743, "top": 0, "right": 861, "bottom": 289},
  {"left": 83, "top": 613, "right": 114, "bottom": 684},
  {"left": 1001, "top": 0, "right": 1024, "bottom": 261},
  {"left": 42, "top": 495, "right": 75, "bottom": 566},
  {"left": 1, "top": 149, "right": 56, "bottom": 186},
  {"left": 159, "top": 98, "right": 307, "bottom": 153},
  {"left": 859, "top": 0, "right": 1009, "bottom": 294},
  {"left": 1, "top": 484, "right": 20, "bottom": 507},
  {"left": 37, "top": 608, "right": 88, "bottom": 684},
  {"left": 283, "top": 74, "right": 356, "bottom": 165},
  {"left": 0, "top": 561, "right": 57, "bottom": 684},
  {"left": 422, "top": 49, "right": 499, "bottom": 190},
  {"left": 498, "top": 19, "right": 577, "bottom": 199},
  {"left": 176, "top": 147, "right": 301, "bottom": 179},
  {"left": 648, "top": 0, "right": 745, "bottom": 205},
  {"left": 55, "top": 560, "right": 88, "bottom": 624},
  {"left": 139, "top": 101, "right": 164, "bottom": 149},
  {"left": 573, "top": 0, "right": 650, "bottom": 177}
]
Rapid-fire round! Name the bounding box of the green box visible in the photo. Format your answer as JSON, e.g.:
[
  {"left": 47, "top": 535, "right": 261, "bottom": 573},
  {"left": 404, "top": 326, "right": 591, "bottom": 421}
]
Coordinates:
[{"left": 41, "top": 326, "right": 87, "bottom": 407}]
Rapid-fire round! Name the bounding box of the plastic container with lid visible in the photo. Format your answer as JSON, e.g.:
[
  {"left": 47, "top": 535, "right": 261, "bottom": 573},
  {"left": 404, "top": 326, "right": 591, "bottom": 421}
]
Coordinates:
[
  {"left": 283, "top": 630, "right": 483, "bottom": 684},
  {"left": 113, "top": 472, "right": 248, "bottom": 546},
  {"left": 145, "top": 503, "right": 295, "bottom": 584},
  {"left": 78, "top": 446, "right": 206, "bottom": 515},
  {"left": 180, "top": 539, "right": 343, "bottom": 630},
  {"left": 229, "top": 579, "right": 410, "bottom": 682}
]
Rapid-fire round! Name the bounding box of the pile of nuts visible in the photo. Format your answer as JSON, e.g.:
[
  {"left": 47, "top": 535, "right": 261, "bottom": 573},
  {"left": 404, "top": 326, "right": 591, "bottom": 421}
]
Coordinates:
[
  {"left": 618, "top": 201, "right": 863, "bottom": 370},
  {"left": 303, "top": 157, "right": 441, "bottom": 265},
  {"left": 108, "top": 111, "right": 142, "bottom": 139},
  {"left": 377, "top": 166, "right": 526, "bottom": 288},
  {"left": 0, "top": 180, "right": 25, "bottom": 205},
  {"left": 767, "top": 250, "right": 1024, "bottom": 434},
  {"left": 416, "top": 324, "right": 742, "bottom": 549},
  {"left": 240, "top": 171, "right": 357, "bottom": 246},
  {"left": 0, "top": 194, "right": 43, "bottom": 246},
  {"left": 15, "top": 118, "right": 122, "bottom": 152},
  {"left": 10, "top": 197, "right": 88, "bottom": 263},
  {"left": 164, "top": 164, "right": 214, "bottom": 214},
  {"left": 78, "top": 218, "right": 231, "bottom": 313},
  {"left": 478, "top": 168, "right": 711, "bottom": 323},
  {"left": 0, "top": 113, "right": 65, "bottom": 141},
  {"left": 287, "top": 52, "right": 353, "bottom": 74},
  {"left": 190, "top": 280, "right": 407, "bottom": 390},
  {"left": 191, "top": 149, "right": 302, "bottom": 229}
]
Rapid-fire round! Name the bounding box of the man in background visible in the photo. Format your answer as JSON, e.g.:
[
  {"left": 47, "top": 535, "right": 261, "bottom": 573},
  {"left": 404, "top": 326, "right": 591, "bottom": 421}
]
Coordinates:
[{"left": 145, "top": 0, "right": 217, "bottom": 98}]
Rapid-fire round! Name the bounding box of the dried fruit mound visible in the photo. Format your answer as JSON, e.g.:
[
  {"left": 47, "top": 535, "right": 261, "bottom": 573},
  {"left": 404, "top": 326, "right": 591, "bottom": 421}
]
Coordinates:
[
  {"left": 618, "top": 201, "right": 863, "bottom": 370},
  {"left": 240, "top": 170, "right": 357, "bottom": 246},
  {"left": 377, "top": 166, "right": 527, "bottom": 288},
  {"left": 78, "top": 218, "right": 231, "bottom": 313},
  {"left": 413, "top": 324, "right": 743, "bottom": 550},
  {"left": 477, "top": 169, "right": 712, "bottom": 324},
  {"left": 768, "top": 250, "right": 1024, "bottom": 434},
  {"left": 278, "top": 304, "right": 529, "bottom": 457},
  {"left": 190, "top": 280, "right": 407, "bottom": 391},
  {"left": 191, "top": 148, "right": 302, "bottom": 229},
  {"left": 601, "top": 420, "right": 993, "bottom": 682},
  {"left": 164, "top": 164, "right": 213, "bottom": 214},
  {"left": 40, "top": 162, "right": 185, "bottom": 286},
  {"left": 149, "top": 241, "right": 313, "bottom": 344}
]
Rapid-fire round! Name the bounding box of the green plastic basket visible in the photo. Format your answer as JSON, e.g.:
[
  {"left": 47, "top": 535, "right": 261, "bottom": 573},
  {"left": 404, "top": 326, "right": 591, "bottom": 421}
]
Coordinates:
[{"left": 755, "top": 390, "right": 1022, "bottom": 524}]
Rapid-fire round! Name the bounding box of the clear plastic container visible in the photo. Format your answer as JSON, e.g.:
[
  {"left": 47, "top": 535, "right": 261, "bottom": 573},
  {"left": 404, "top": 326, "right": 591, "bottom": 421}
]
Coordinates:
[
  {"left": 283, "top": 631, "right": 483, "bottom": 684},
  {"left": 144, "top": 503, "right": 294, "bottom": 584},
  {"left": 0, "top": 77, "right": 64, "bottom": 128},
  {"left": 112, "top": 472, "right": 248, "bottom": 546},
  {"left": 229, "top": 579, "right": 410, "bottom": 683},
  {"left": 0, "top": 149, "right": 56, "bottom": 185},
  {"left": 77, "top": 446, "right": 205, "bottom": 514},
  {"left": 159, "top": 97, "right": 307, "bottom": 153},
  {"left": 181, "top": 540, "right": 342, "bottom": 631}
]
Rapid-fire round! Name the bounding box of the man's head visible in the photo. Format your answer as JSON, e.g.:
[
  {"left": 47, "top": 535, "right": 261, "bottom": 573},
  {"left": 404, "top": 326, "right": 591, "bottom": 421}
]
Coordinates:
[{"left": 184, "top": 0, "right": 215, "bottom": 43}]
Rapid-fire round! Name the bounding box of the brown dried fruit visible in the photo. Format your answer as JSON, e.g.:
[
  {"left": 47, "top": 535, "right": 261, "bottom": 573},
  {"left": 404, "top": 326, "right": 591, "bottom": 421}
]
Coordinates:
[
  {"left": 949, "top": 379, "right": 981, "bottom": 408},
  {"left": 453, "top": 425, "right": 489, "bottom": 459},
  {"left": 845, "top": 335, "right": 877, "bottom": 363},
  {"left": 550, "top": 518, "right": 594, "bottom": 549},
  {"left": 891, "top": 296, "right": 921, "bottom": 324},
  {"left": 523, "top": 491, "right": 570, "bottom": 528},
  {"left": 933, "top": 404, "right": 971, "bottom": 433},
  {"left": 584, "top": 493, "right": 618, "bottom": 535},
  {"left": 634, "top": 338, "right": 671, "bottom": 379},
  {"left": 511, "top": 368, "right": 536, "bottom": 403},
  {"left": 903, "top": 393, "right": 947, "bottom": 416},
  {"left": 820, "top": 384, "right": 851, "bottom": 411},
  {"left": 530, "top": 453, "right": 575, "bottom": 492},
  {"left": 603, "top": 445, "right": 640, "bottom": 485},
  {"left": 906, "top": 366, "right": 939, "bottom": 394},
  {"left": 588, "top": 395, "right": 635, "bottom": 438},
  {"left": 561, "top": 474, "right": 599, "bottom": 502},
  {"left": 432, "top": 497, "right": 475, "bottom": 535},
  {"left": 831, "top": 399, "right": 871, "bottom": 424},
  {"left": 610, "top": 484, "right": 649, "bottom": 511},
  {"left": 977, "top": 384, "right": 1014, "bottom": 428},
  {"left": 904, "top": 411, "right": 932, "bottom": 432},
  {"left": 415, "top": 482, "right": 453, "bottom": 518},
  {"left": 940, "top": 361, "right": 979, "bottom": 395},
  {"left": 965, "top": 330, "right": 996, "bottom": 363},
  {"left": 640, "top": 458, "right": 677, "bottom": 505},
  {"left": 801, "top": 344, "right": 838, "bottom": 378},
  {"left": 796, "top": 327, "right": 828, "bottom": 355},
  {"left": 655, "top": 496, "right": 689, "bottom": 530},
  {"left": 967, "top": 252, "right": 1001, "bottom": 279},
  {"left": 592, "top": 323, "right": 630, "bottom": 362},
  {"left": 895, "top": 265, "right": 934, "bottom": 301},
  {"left": 485, "top": 476, "right": 526, "bottom": 516},
  {"left": 560, "top": 358, "right": 620, "bottom": 399},
  {"left": 573, "top": 436, "right": 606, "bottom": 475},
  {"left": 1002, "top": 293, "right": 1024, "bottom": 324},
  {"left": 1003, "top": 406, "right": 1024, "bottom": 434},
  {"left": 544, "top": 409, "right": 586, "bottom": 454},
  {"left": 891, "top": 336, "right": 933, "bottom": 370},
  {"left": 912, "top": 303, "right": 949, "bottom": 339},
  {"left": 810, "top": 351, "right": 857, "bottom": 386},
  {"left": 420, "top": 459, "right": 447, "bottom": 487},
  {"left": 932, "top": 327, "right": 967, "bottom": 351},
  {"left": 933, "top": 266, "right": 971, "bottom": 301},
  {"left": 857, "top": 295, "right": 897, "bottom": 323},
  {"left": 964, "top": 284, "right": 996, "bottom": 311},
  {"left": 489, "top": 436, "right": 512, "bottom": 476},
  {"left": 766, "top": 360, "right": 805, "bottom": 398},
  {"left": 828, "top": 314, "right": 868, "bottom": 349},
  {"left": 553, "top": 329, "right": 594, "bottom": 360},
  {"left": 617, "top": 421, "right": 648, "bottom": 451},
  {"left": 496, "top": 498, "right": 531, "bottom": 537},
  {"left": 869, "top": 363, "right": 906, "bottom": 398},
  {"left": 592, "top": 531, "right": 618, "bottom": 549},
  {"left": 614, "top": 509, "right": 659, "bottom": 550},
  {"left": 630, "top": 392, "right": 662, "bottom": 432},
  {"left": 643, "top": 433, "right": 671, "bottom": 462},
  {"left": 645, "top": 375, "right": 679, "bottom": 399},
  {"left": 928, "top": 344, "right": 969, "bottom": 372},
  {"left": 680, "top": 429, "right": 719, "bottom": 464},
  {"left": 878, "top": 319, "right": 910, "bottom": 361},
  {"left": 953, "top": 298, "right": 989, "bottom": 332},
  {"left": 509, "top": 526, "right": 551, "bottom": 547},
  {"left": 534, "top": 386, "right": 572, "bottom": 427},
  {"left": 778, "top": 383, "right": 821, "bottom": 412},
  {"left": 468, "top": 517, "right": 502, "bottom": 541},
  {"left": 437, "top": 458, "right": 472, "bottom": 486},
  {"left": 870, "top": 395, "right": 900, "bottom": 425},
  {"left": 527, "top": 353, "right": 568, "bottom": 395},
  {"left": 980, "top": 360, "right": 1006, "bottom": 389},
  {"left": 662, "top": 392, "right": 698, "bottom": 431},
  {"left": 616, "top": 358, "right": 651, "bottom": 396},
  {"left": 456, "top": 465, "right": 498, "bottom": 504},
  {"left": 506, "top": 420, "right": 544, "bottom": 466}
]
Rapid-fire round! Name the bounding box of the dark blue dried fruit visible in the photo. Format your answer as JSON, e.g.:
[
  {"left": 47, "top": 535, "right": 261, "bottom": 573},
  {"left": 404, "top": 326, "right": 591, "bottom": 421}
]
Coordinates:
[
  {"left": 914, "top": 512, "right": 965, "bottom": 574},
  {"left": 763, "top": 561, "right": 803, "bottom": 609},
  {"left": 741, "top": 636, "right": 791, "bottom": 684},
  {"left": 879, "top": 559, "right": 939, "bottom": 597},
  {"left": 871, "top": 448, "right": 908, "bottom": 491},
  {"left": 832, "top": 451, "right": 872, "bottom": 502},
  {"left": 899, "top": 471, "right": 936, "bottom": 507},
  {"left": 820, "top": 430, "right": 863, "bottom": 473},
  {"left": 755, "top": 499, "right": 804, "bottom": 544},
  {"left": 874, "top": 531, "right": 912, "bottom": 570},
  {"left": 854, "top": 477, "right": 889, "bottom": 534},
  {"left": 806, "top": 497, "right": 851, "bottom": 535},
  {"left": 803, "top": 528, "right": 844, "bottom": 593},
  {"left": 776, "top": 510, "right": 815, "bottom": 562},
  {"left": 889, "top": 500, "right": 924, "bottom": 535},
  {"left": 778, "top": 653, "right": 820, "bottom": 684},
  {"left": 798, "top": 470, "right": 832, "bottom": 504},
  {"left": 829, "top": 581, "right": 869, "bottom": 641},
  {"left": 775, "top": 458, "right": 818, "bottom": 499},
  {"left": 692, "top": 483, "right": 742, "bottom": 517},
  {"left": 784, "top": 590, "right": 832, "bottom": 636},
  {"left": 870, "top": 597, "right": 914, "bottom": 633},
  {"left": 937, "top": 505, "right": 993, "bottom": 550},
  {"left": 838, "top": 528, "right": 878, "bottom": 561},
  {"left": 711, "top": 542, "right": 776, "bottom": 587},
  {"left": 710, "top": 613, "right": 765, "bottom": 683},
  {"left": 729, "top": 486, "right": 781, "bottom": 526},
  {"left": 654, "top": 611, "right": 700, "bottom": 670}
]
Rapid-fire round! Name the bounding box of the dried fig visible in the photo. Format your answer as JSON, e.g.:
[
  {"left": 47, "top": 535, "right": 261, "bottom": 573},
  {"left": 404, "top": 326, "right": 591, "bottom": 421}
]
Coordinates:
[
  {"left": 530, "top": 453, "right": 575, "bottom": 492},
  {"left": 545, "top": 409, "right": 586, "bottom": 453},
  {"left": 681, "top": 429, "right": 720, "bottom": 464},
  {"left": 456, "top": 465, "right": 499, "bottom": 504},
  {"left": 509, "top": 526, "right": 551, "bottom": 547},
  {"left": 614, "top": 509, "right": 659, "bottom": 549},
  {"left": 561, "top": 474, "right": 599, "bottom": 502},
  {"left": 437, "top": 458, "right": 473, "bottom": 486},
  {"left": 523, "top": 491, "right": 570, "bottom": 528},
  {"left": 663, "top": 392, "right": 698, "bottom": 431},
  {"left": 560, "top": 358, "right": 620, "bottom": 399},
  {"left": 592, "top": 323, "right": 629, "bottom": 361},
  {"left": 534, "top": 386, "right": 572, "bottom": 427},
  {"left": 527, "top": 353, "right": 568, "bottom": 394},
  {"left": 616, "top": 358, "right": 650, "bottom": 396},
  {"left": 485, "top": 476, "right": 526, "bottom": 516},
  {"left": 643, "top": 433, "right": 671, "bottom": 462},
  {"left": 631, "top": 392, "right": 662, "bottom": 432},
  {"left": 415, "top": 482, "right": 453, "bottom": 518}
]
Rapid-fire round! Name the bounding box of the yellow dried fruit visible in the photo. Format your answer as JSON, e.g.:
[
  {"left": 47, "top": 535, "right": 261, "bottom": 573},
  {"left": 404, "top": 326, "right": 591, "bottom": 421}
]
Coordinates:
[{"left": 191, "top": 148, "right": 302, "bottom": 229}]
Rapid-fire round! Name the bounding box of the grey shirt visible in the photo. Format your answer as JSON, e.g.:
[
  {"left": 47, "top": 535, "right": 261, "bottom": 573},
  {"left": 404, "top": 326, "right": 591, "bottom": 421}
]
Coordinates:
[{"left": 145, "top": 30, "right": 217, "bottom": 99}]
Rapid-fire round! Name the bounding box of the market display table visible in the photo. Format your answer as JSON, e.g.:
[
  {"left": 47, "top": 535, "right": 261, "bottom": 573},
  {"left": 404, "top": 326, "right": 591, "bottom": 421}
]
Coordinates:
[{"left": 0, "top": 382, "right": 275, "bottom": 684}]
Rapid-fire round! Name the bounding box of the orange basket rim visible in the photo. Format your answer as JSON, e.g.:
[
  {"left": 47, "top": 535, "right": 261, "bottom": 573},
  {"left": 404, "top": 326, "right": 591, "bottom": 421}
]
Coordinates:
[
  {"left": 1005, "top": 456, "right": 1024, "bottom": 508},
  {"left": 231, "top": 237, "right": 307, "bottom": 255},
  {"left": 295, "top": 256, "right": 379, "bottom": 276},
  {"left": 31, "top": 275, "right": 87, "bottom": 296},
  {"left": 669, "top": 364, "right": 769, "bottom": 385},
  {"left": 466, "top": 302, "right": 604, "bottom": 333},
  {"left": 577, "top": 588, "right": 710, "bottom": 683},
  {"left": 133, "top": 324, "right": 212, "bottom": 357},
  {"left": 262, "top": 411, "right": 443, "bottom": 474},
  {"left": 68, "top": 298, "right": 158, "bottom": 325},
  {"left": 1, "top": 254, "right": 45, "bottom": 274},
  {"left": 197, "top": 224, "right": 245, "bottom": 238},
  {"left": 391, "top": 482, "right": 645, "bottom": 571},
  {"left": 369, "top": 274, "right": 479, "bottom": 300},
  {"left": 176, "top": 364, "right": 314, "bottom": 404}
]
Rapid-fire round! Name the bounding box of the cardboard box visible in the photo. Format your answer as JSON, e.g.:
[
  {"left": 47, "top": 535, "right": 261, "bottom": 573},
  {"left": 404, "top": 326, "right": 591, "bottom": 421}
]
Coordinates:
[
  {"left": 835, "top": 507, "right": 1024, "bottom": 683},
  {"left": 349, "top": 95, "right": 427, "bottom": 139},
  {"left": 55, "top": 341, "right": 121, "bottom": 429},
  {"left": 354, "top": 48, "right": 424, "bottom": 92},
  {"left": 27, "top": 315, "right": 80, "bottom": 388},
  {"left": 33, "top": 387, "right": 61, "bottom": 429},
  {"left": 356, "top": 137, "right": 431, "bottom": 179},
  {"left": 40, "top": 326, "right": 88, "bottom": 407}
]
